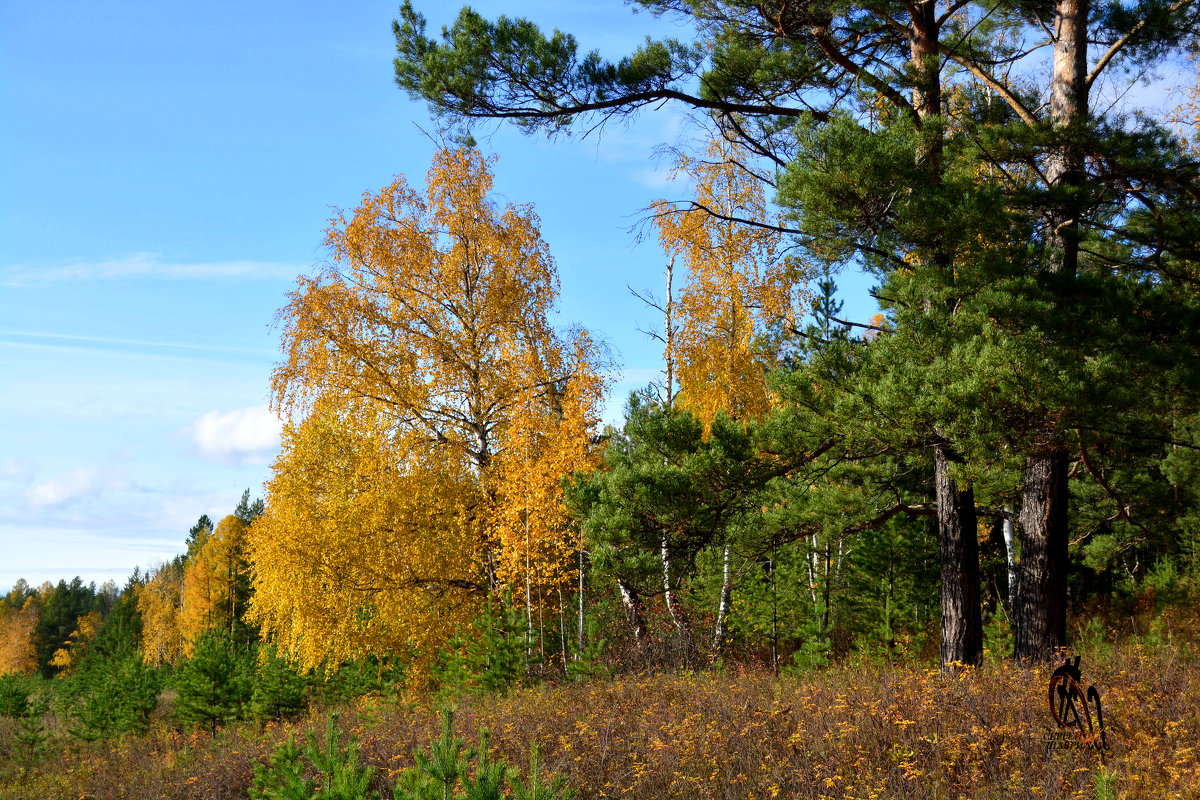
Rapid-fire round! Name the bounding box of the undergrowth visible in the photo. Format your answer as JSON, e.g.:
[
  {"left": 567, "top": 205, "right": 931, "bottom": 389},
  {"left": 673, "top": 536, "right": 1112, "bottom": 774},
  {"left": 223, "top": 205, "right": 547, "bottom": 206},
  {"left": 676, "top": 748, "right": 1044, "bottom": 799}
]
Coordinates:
[{"left": 1, "top": 612, "right": 1198, "bottom": 800}]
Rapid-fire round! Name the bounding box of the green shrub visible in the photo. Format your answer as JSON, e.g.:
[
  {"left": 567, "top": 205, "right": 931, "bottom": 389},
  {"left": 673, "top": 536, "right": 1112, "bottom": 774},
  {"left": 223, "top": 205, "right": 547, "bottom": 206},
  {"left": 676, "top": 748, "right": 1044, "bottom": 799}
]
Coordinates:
[
  {"left": 65, "top": 650, "right": 159, "bottom": 741},
  {"left": 251, "top": 644, "right": 309, "bottom": 722},
  {"left": 433, "top": 595, "right": 533, "bottom": 698},
  {"left": 392, "top": 708, "right": 570, "bottom": 800},
  {"left": 174, "top": 629, "right": 252, "bottom": 735},
  {"left": 250, "top": 714, "right": 376, "bottom": 800},
  {"left": 0, "top": 674, "right": 31, "bottom": 719}
]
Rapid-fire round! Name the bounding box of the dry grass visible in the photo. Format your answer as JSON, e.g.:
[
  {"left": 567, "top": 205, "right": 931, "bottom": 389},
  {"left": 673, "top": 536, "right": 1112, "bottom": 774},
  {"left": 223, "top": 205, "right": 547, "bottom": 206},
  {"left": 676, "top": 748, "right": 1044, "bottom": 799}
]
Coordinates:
[{"left": 2, "top": 633, "right": 1197, "bottom": 799}]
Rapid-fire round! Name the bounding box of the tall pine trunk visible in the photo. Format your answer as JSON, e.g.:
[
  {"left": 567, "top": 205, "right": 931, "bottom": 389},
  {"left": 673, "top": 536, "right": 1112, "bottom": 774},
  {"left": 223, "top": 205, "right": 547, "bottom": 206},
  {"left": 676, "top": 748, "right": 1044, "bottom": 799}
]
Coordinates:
[
  {"left": 1013, "top": 0, "right": 1087, "bottom": 661},
  {"left": 909, "top": 0, "right": 984, "bottom": 668},
  {"left": 1015, "top": 450, "right": 1070, "bottom": 657},
  {"left": 934, "top": 443, "right": 982, "bottom": 666}
]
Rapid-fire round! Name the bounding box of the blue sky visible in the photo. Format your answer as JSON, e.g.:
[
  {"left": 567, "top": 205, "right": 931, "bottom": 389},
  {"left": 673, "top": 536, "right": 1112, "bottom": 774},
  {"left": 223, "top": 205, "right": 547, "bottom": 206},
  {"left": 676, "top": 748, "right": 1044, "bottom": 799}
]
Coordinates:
[{"left": 0, "top": 1, "right": 889, "bottom": 592}]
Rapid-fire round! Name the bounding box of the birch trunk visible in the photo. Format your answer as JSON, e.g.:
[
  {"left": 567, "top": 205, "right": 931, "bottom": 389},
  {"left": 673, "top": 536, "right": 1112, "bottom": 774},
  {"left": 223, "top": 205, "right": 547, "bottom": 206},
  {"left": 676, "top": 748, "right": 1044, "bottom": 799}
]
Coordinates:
[
  {"left": 617, "top": 577, "right": 648, "bottom": 643},
  {"left": 712, "top": 544, "right": 732, "bottom": 652}
]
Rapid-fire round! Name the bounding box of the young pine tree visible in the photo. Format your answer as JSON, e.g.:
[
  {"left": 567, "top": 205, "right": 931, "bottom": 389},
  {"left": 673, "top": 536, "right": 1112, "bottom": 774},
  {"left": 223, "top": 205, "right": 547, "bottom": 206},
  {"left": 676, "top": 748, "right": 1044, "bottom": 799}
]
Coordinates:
[{"left": 174, "top": 628, "right": 252, "bottom": 736}]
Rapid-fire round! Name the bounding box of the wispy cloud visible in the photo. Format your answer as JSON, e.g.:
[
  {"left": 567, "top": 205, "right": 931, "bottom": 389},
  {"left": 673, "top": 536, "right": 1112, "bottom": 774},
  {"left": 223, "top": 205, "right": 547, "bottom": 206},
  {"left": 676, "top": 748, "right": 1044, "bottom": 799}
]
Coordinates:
[
  {"left": 26, "top": 468, "right": 132, "bottom": 509},
  {"left": 2, "top": 252, "right": 307, "bottom": 288},
  {"left": 0, "top": 329, "right": 275, "bottom": 357},
  {"left": 190, "top": 405, "right": 283, "bottom": 465},
  {"left": 1, "top": 459, "right": 37, "bottom": 485}
]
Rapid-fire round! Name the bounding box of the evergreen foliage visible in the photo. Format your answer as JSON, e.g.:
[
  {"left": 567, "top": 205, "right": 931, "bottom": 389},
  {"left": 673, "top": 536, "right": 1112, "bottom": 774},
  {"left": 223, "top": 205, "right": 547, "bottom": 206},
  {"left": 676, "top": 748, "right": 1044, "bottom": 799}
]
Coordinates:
[
  {"left": 64, "top": 650, "right": 159, "bottom": 741},
  {"left": 249, "top": 735, "right": 317, "bottom": 800},
  {"left": 33, "top": 578, "right": 101, "bottom": 677},
  {"left": 173, "top": 628, "right": 252, "bottom": 735},
  {"left": 0, "top": 675, "right": 30, "bottom": 719},
  {"left": 433, "top": 594, "right": 534, "bottom": 697},
  {"left": 391, "top": 708, "right": 571, "bottom": 800},
  {"left": 12, "top": 692, "right": 48, "bottom": 763},
  {"left": 249, "top": 709, "right": 574, "bottom": 800},
  {"left": 250, "top": 644, "right": 309, "bottom": 722},
  {"left": 249, "top": 715, "right": 375, "bottom": 800}
]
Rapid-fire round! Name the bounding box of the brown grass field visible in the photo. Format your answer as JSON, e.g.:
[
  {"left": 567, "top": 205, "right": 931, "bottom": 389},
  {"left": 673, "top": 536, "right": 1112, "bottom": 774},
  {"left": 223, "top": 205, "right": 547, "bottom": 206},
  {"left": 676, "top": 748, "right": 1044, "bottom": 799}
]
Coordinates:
[{"left": 2, "top": 611, "right": 1198, "bottom": 800}]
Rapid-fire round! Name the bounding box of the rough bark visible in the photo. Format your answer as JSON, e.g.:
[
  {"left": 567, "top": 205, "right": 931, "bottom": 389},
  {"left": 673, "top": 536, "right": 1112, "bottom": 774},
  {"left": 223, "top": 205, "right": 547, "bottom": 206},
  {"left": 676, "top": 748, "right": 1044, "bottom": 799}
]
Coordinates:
[
  {"left": 1046, "top": 0, "right": 1089, "bottom": 278},
  {"left": 1014, "top": 449, "right": 1070, "bottom": 659},
  {"left": 910, "top": 1, "right": 985, "bottom": 669},
  {"left": 1012, "top": 0, "right": 1088, "bottom": 661},
  {"left": 934, "top": 443, "right": 983, "bottom": 667}
]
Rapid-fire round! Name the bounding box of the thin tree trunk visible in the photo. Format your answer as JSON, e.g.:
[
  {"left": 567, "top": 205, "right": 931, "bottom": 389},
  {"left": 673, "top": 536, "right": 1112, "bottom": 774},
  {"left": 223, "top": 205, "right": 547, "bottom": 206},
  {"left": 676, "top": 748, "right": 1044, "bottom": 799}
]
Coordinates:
[
  {"left": 661, "top": 533, "right": 693, "bottom": 649},
  {"left": 525, "top": 514, "right": 534, "bottom": 654},
  {"left": 808, "top": 535, "right": 819, "bottom": 605},
  {"left": 934, "top": 443, "right": 982, "bottom": 667},
  {"left": 771, "top": 545, "right": 779, "bottom": 673},
  {"left": 577, "top": 548, "right": 585, "bottom": 656},
  {"left": 712, "top": 544, "right": 733, "bottom": 652},
  {"left": 662, "top": 533, "right": 678, "bottom": 625},
  {"left": 617, "top": 577, "right": 647, "bottom": 643},
  {"left": 821, "top": 543, "right": 831, "bottom": 635},
  {"left": 664, "top": 256, "right": 676, "bottom": 407},
  {"left": 558, "top": 587, "right": 568, "bottom": 671},
  {"left": 1003, "top": 512, "right": 1017, "bottom": 613}
]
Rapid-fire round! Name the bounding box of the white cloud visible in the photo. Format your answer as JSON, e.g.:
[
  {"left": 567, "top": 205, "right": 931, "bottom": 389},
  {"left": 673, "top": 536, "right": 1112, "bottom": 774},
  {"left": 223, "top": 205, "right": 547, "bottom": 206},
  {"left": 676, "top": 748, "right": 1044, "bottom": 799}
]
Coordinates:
[
  {"left": 2, "top": 252, "right": 306, "bottom": 288},
  {"left": 25, "top": 468, "right": 130, "bottom": 509},
  {"left": 191, "top": 405, "right": 283, "bottom": 465},
  {"left": 1, "top": 459, "right": 37, "bottom": 484}
]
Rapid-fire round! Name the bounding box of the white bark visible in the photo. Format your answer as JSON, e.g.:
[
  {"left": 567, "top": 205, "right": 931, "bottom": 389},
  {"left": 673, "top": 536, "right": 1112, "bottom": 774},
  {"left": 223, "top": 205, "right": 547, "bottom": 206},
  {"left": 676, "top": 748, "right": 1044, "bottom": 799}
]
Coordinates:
[{"left": 713, "top": 544, "right": 732, "bottom": 651}]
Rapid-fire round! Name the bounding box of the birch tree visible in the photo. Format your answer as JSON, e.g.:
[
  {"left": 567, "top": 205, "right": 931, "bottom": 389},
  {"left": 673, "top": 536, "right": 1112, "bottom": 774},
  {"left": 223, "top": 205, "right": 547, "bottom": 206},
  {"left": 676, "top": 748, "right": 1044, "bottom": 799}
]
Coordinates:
[{"left": 252, "top": 147, "right": 607, "bottom": 674}]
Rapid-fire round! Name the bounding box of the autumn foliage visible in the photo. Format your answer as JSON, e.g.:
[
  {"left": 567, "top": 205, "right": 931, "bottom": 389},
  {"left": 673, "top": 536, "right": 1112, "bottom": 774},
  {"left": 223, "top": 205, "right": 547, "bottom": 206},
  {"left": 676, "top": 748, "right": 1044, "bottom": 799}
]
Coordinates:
[
  {"left": 249, "top": 148, "right": 606, "bottom": 676},
  {"left": 651, "top": 134, "right": 806, "bottom": 428},
  {"left": 5, "top": 631, "right": 1199, "bottom": 800}
]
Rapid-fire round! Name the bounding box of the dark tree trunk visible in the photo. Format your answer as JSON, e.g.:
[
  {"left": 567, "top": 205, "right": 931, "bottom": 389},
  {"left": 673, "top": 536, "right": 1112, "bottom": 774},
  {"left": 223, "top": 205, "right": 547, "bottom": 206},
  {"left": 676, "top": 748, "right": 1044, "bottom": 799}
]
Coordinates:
[
  {"left": 1012, "top": 0, "right": 1088, "bottom": 662},
  {"left": 1014, "top": 448, "right": 1070, "bottom": 660},
  {"left": 934, "top": 443, "right": 982, "bottom": 667},
  {"left": 907, "top": 1, "right": 987, "bottom": 670}
]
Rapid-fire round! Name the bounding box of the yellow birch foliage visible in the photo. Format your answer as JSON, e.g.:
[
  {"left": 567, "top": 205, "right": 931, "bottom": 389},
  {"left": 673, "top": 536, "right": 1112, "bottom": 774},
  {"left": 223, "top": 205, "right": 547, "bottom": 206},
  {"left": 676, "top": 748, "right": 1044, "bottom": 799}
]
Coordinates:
[
  {"left": 493, "top": 332, "right": 607, "bottom": 612},
  {"left": 249, "top": 404, "right": 481, "bottom": 674},
  {"left": 253, "top": 147, "right": 605, "bottom": 673},
  {"left": 652, "top": 135, "right": 805, "bottom": 428},
  {"left": 0, "top": 599, "right": 39, "bottom": 676},
  {"left": 180, "top": 554, "right": 218, "bottom": 651},
  {"left": 271, "top": 146, "right": 562, "bottom": 486},
  {"left": 137, "top": 561, "right": 183, "bottom": 667}
]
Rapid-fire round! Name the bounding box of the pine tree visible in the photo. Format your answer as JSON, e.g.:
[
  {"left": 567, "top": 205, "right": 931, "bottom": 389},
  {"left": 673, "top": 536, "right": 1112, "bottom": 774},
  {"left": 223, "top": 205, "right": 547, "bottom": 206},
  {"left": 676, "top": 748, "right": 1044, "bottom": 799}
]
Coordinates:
[
  {"left": 395, "top": 0, "right": 1200, "bottom": 667},
  {"left": 66, "top": 651, "right": 159, "bottom": 741},
  {"left": 250, "top": 644, "right": 309, "bottom": 722},
  {"left": 174, "top": 629, "right": 251, "bottom": 736}
]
